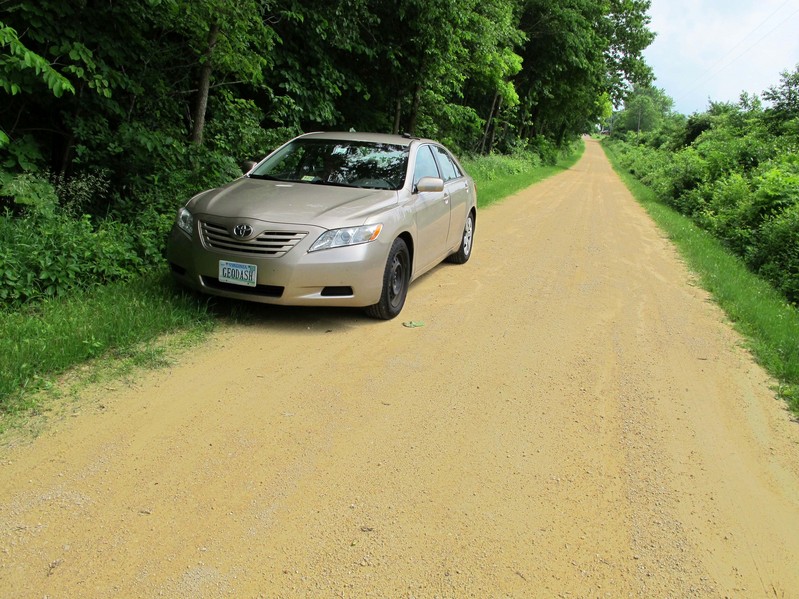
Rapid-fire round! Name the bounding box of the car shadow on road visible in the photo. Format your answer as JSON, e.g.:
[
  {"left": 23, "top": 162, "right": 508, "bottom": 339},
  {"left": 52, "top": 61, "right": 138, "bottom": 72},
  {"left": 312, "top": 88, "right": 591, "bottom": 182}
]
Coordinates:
[
  {"left": 200, "top": 260, "right": 460, "bottom": 333},
  {"left": 165, "top": 261, "right": 457, "bottom": 334},
  {"left": 203, "top": 296, "right": 380, "bottom": 334}
]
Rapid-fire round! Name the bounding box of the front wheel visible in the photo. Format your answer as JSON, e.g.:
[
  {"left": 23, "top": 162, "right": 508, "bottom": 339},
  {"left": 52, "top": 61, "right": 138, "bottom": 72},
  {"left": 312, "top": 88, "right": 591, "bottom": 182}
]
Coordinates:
[
  {"left": 365, "top": 238, "right": 411, "bottom": 320},
  {"left": 446, "top": 211, "right": 475, "bottom": 264}
]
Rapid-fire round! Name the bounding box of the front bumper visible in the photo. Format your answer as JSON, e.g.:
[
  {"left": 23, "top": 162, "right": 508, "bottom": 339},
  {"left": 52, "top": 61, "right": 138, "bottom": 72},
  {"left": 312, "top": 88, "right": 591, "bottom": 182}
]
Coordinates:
[{"left": 165, "top": 219, "right": 389, "bottom": 308}]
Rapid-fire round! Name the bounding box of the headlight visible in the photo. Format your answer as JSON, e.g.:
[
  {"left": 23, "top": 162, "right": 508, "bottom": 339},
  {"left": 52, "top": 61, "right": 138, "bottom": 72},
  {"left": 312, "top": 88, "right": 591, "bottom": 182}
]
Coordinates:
[
  {"left": 309, "top": 224, "right": 383, "bottom": 252},
  {"left": 176, "top": 207, "right": 194, "bottom": 237}
]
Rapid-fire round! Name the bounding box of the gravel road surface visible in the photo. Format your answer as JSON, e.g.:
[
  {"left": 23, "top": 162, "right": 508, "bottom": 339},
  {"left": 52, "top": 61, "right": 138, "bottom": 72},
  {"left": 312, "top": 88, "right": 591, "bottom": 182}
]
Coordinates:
[{"left": 2, "top": 138, "right": 798, "bottom": 597}]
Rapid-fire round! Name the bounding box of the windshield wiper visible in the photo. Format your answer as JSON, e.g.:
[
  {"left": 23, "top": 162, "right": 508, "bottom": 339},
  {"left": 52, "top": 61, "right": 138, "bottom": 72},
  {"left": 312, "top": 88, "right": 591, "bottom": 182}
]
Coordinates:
[{"left": 307, "top": 180, "right": 357, "bottom": 188}]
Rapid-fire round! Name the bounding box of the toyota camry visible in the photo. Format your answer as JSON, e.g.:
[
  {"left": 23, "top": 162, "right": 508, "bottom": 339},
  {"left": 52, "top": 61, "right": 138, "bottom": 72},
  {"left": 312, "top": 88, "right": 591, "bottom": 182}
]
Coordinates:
[{"left": 166, "top": 131, "right": 476, "bottom": 319}]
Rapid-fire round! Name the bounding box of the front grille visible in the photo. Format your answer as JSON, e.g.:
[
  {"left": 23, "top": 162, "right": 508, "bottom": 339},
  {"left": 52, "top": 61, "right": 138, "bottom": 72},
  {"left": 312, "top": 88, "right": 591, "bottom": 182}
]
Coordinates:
[{"left": 200, "top": 221, "right": 307, "bottom": 257}]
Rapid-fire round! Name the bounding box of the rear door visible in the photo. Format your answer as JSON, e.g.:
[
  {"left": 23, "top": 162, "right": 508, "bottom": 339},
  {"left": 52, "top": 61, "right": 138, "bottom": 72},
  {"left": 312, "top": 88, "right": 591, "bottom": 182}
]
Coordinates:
[{"left": 432, "top": 145, "right": 472, "bottom": 251}]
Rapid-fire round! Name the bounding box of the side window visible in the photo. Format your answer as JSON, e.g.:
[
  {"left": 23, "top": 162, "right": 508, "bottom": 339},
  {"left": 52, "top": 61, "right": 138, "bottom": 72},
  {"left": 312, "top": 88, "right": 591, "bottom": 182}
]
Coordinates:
[
  {"left": 432, "top": 146, "right": 462, "bottom": 181},
  {"left": 413, "top": 145, "right": 440, "bottom": 187}
]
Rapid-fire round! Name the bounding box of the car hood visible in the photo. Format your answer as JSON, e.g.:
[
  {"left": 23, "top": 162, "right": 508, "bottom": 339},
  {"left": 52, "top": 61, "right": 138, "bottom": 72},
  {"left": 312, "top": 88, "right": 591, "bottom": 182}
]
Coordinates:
[{"left": 188, "top": 178, "right": 398, "bottom": 228}]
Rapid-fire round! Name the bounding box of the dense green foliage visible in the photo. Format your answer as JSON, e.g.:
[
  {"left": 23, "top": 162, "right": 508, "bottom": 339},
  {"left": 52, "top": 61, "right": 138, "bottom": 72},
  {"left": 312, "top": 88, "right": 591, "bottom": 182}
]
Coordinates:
[
  {"left": 1, "top": 0, "right": 655, "bottom": 310},
  {"left": 606, "top": 67, "right": 799, "bottom": 304}
]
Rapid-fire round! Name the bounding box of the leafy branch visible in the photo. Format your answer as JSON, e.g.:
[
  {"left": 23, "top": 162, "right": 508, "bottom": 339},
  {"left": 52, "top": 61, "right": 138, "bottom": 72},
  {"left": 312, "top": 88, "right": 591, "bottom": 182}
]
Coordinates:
[{"left": 0, "top": 21, "right": 75, "bottom": 97}]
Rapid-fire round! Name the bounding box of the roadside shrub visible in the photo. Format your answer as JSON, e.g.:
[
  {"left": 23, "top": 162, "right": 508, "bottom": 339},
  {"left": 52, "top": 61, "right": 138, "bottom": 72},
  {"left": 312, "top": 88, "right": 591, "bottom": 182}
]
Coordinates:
[
  {"left": 0, "top": 171, "right": 58, "bottom": 216},
  {"left": 662, "top": 147, "right": 708, "bottom": 212},
  {"left": 612, "top": 141, "right": 663, "bottom": 186},
  {"left": 747, "top": 157, "right": 799, "bottom": 225},
  {"left": 698, "top": 173, "right": 752, "bottom": 253},
  {"left": 52, "top": 168, "right": 112, "bottom": 216},
  {"left": 462, "top": 150, "right": 541, "bottom": 182},
  {"left": 606, "top": 88, "right": 799, "bottom": 311},
  {"left": 1, "top": 213, "right": 89, "bottom": 303},
  {"left": 0, "top": 209, "right": 168, "bottom": 310},
  {"left": 693, "top": 121, "right": 772, "bottom": 179},
  {"left": 749, "top": 203, "right": 799, "bottom": 303},
  {"left": 527, "top": 136, "right": 559, "bottom": 165},
  {"left": 606, "top": 122, "right": 799, "bottom": 306}
]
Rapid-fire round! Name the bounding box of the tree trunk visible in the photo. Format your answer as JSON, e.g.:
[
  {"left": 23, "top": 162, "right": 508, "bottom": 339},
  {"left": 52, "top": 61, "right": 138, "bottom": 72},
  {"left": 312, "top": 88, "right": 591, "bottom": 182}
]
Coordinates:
[
  {"left": 392, "top": 96, "right": 402, "bottom": 135},
  {"left": 407, "top": 83, "right": 422, "bottom": 136},
  {"left": 556, "top": 123, "right": 566, "bottom": 148},
  {"left": 487, "top": 94, "right": 503, "bottom": 154},
  {"left": 191, "top": 22, "right": 220, "bottom": 146},
  {"left": 480, "top": 91, "right": 499, "bottom": 155},
  {"left": 58, "top": 82, "right": 84, "bottom": 177},
  {"left": 636, "top": 105, "right": 642, "bottom": 141}
]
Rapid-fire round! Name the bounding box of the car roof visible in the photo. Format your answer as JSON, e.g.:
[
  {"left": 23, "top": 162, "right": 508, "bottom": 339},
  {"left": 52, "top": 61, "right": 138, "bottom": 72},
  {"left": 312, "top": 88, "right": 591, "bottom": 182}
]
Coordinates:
[{"left": 296, "top": 131, "right": 437, "bottom": 147}]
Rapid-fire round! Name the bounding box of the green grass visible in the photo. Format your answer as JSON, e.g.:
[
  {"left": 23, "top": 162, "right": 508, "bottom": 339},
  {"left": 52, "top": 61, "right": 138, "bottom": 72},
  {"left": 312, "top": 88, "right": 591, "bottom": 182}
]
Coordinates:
[
  {"left": 463, "top": 142, "right": 584, "bottom": 208},
  {"left": 0, "top": 270, "right": 216, "bottom": 422},
  {"left": 603, "top": 142, "right": 799, "bottom": 414},
  {"left": 0, "top": 143, "right": 586, "bottom": 427}
]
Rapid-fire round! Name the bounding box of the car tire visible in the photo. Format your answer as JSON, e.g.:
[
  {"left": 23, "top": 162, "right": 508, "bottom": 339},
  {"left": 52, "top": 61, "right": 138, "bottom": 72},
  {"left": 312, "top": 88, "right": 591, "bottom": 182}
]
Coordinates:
[
  {"left": 446, "top": 210, "right": 475, "bottom": 264},
  {"left": 366, "top": 238, "right": 410, "bottom": 320}
]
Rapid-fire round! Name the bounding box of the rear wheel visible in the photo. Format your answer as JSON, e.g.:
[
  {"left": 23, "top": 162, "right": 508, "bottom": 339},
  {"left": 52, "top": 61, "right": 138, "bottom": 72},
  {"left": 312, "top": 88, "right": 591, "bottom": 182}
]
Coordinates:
[
  {"left": 446, "top": 211, "right": 474, "bottom": 264},
  {"left": 366, "top": 238, "right": 410, "bottom": 320}
]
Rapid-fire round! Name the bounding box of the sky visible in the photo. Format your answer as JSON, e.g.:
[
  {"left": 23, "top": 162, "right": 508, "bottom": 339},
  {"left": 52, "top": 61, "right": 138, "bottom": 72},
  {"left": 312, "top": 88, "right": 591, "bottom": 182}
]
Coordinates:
[{"left": 642, "top": 0, "right": 799, "bottom": 115}]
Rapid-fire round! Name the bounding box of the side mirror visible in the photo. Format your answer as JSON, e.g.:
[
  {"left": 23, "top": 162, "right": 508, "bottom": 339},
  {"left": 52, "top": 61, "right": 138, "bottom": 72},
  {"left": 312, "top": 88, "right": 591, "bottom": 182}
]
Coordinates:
[
  {"left": 241, "top": 160, "right": 257, "bottom": 174},
  {"left": 415, "top": 176, "right": 445, "bottom": 193}
]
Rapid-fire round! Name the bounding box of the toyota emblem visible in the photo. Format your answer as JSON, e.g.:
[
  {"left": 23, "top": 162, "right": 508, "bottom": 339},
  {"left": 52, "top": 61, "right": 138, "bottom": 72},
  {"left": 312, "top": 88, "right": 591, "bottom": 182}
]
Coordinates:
[{"left": 233, "top": 224, "right": 253, "bottom": 238}]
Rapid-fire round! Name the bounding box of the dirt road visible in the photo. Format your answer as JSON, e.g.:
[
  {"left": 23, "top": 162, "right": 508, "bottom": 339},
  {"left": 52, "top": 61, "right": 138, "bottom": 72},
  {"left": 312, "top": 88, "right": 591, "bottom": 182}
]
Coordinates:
[{"left": 2, "top": 139, "right": 799, "bottom": 598}]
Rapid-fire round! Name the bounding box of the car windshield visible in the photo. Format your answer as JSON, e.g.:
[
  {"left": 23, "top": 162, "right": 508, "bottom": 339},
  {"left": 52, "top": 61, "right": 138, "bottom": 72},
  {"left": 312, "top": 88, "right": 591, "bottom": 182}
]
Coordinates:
[{"left": 249, "top": 139, "right": 409, "bottom": 190}]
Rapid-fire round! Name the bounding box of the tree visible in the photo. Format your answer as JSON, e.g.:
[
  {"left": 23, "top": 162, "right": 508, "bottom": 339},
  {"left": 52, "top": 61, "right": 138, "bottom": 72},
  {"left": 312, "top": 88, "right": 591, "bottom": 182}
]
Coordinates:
[
  {"left": 262, "top": 0, "right": 378, "bottom": 131},
  {"left": 2, "top": 0, "right": 656, "bottom": 207},
  {"left": 617, "top": 85, "right": 673, "bottom": 137},
  {"left": 459, "top": 0, "right": 524, "bottom": 153},
  {"left": 602, "top": 0, "right": 655, "bottom": 104},
  {"left": 762, "top": 64, "right": 799, "bottom": 131},
  {"left": 162, "top": 0, "right": 275, "bottom": 145},
  {"left": 1, "top": 19, "right": 76, "bottom": 161},
  {"left": 512, "top": 0, "right": 655, "bottom": 148}
]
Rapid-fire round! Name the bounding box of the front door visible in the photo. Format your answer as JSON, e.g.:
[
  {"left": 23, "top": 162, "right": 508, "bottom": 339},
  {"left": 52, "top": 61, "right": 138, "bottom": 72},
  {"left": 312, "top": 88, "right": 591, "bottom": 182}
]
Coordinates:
[{"left": 412, "top": 145, "right": 451, "bottom": 272}]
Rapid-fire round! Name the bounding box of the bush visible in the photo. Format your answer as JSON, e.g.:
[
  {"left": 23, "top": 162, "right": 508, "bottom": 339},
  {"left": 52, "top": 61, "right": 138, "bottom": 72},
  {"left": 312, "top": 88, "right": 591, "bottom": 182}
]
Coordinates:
[
  {"left": 527, "top": 136, "right": 559, "bottom": 165},
  {"left": 0, "top": 171, "right": 58, "bottom": 216},
  {"left": 53, "top": 169, "right": 112, "bottom": 216},
  {"left": 0, "top": 208, "right": 170, "bottom": 309},
  {"left": 462, "top": 150, "right": 541, "bottom": 182},
  {"left": 749, "top": 203, "right": 799, "bottom": 303},
  {"left": 747, "top": 157, "right": 799, "bottom": 225},
  {"left": 698, "top": 173, "right": 752, "bottom": 253},
  {"left": 662, "top": 147, "right": 708, "bottom": 211}
]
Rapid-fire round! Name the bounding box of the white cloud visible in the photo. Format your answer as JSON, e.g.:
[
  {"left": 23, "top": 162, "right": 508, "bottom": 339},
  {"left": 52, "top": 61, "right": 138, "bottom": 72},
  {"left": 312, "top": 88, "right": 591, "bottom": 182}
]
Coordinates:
[{"left": 643, "top": 0, "right": 799, "bottom": 114}]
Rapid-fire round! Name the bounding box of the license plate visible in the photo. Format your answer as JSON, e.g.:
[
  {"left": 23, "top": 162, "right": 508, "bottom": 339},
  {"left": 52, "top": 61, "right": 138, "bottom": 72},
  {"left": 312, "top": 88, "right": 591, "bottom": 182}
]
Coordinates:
[{"left": 219, "top": 260, "right": 257, "bottom": 287}]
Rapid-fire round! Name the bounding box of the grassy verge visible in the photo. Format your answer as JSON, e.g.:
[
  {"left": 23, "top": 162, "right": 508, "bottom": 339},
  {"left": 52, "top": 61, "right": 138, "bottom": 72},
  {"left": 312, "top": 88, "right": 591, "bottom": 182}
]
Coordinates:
[
  {"left": 603, "top": 142, "right": 799, "bottom": 414},
  {"left": 0, "top": 142, "right": 585, "bottom": 428},
  {"left": 463, "top": 141, "right": 584, "bottom": 208},
  {"left": 0, "top": 271, "right": 216, "bottom": 424}
]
